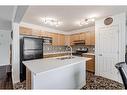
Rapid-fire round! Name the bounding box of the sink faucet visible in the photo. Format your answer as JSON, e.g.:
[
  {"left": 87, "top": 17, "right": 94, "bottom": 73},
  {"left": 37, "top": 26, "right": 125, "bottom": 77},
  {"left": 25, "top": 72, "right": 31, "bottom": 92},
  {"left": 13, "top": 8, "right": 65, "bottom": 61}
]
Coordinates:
[{"left": 66, "top": 45, "right": 73, "bottom": 58}]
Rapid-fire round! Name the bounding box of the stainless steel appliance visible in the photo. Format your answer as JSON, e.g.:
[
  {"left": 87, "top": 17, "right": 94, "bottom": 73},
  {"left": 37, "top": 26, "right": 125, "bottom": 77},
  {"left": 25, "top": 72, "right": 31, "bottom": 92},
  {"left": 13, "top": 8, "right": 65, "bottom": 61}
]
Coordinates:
[
  {"left": 72, "top": 47, "right": 88, "bottom": 56},
  {"left": 42, "top": 36, "right": 52, "bottom": 45},
  {"left": 20, "top": 36, "right": 43, "bottom": 81},
  {"left": 73, "top": 40, "right": 85, "bottom": 45}
]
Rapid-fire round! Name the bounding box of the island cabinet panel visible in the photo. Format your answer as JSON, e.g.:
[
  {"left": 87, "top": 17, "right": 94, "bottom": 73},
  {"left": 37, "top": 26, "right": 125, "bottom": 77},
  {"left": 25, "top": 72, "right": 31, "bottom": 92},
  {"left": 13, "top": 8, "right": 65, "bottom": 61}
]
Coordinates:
[
  {"left": 19, "top": 27, "right": 32, "bottom": 36},
  {"left": 26, "top": 68, "right": 31, "bottom": 89},
  {"left": 84, "top": 55, "right": 95, "bottom": 73}
]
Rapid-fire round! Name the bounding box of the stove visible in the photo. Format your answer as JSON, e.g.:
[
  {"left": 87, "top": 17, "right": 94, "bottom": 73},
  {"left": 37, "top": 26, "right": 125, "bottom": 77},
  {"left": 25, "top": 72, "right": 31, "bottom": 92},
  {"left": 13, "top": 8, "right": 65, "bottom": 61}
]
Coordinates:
[{"left": 72, "top": 47, "right": 88, "bottom": 56}]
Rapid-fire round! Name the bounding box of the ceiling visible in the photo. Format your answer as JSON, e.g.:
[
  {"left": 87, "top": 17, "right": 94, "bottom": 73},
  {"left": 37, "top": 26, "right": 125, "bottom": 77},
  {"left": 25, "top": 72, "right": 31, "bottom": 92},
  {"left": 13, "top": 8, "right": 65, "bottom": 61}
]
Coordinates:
[
  {"left": 0, "top": 6, "right": 14, "bottom": 21},
  {"left": 22, "top": 6, "right": 127, "bottom": 32}
]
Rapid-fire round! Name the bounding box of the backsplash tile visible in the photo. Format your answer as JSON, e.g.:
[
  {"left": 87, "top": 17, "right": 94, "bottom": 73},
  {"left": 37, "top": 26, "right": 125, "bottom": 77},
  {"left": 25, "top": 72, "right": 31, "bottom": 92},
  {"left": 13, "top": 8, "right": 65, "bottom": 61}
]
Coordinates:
[
  {"left": 43, "top": 44, "right": 66, "bottom": 54},
  {"left": 43, "top": 44, "right": 95, "bottom": 54}
]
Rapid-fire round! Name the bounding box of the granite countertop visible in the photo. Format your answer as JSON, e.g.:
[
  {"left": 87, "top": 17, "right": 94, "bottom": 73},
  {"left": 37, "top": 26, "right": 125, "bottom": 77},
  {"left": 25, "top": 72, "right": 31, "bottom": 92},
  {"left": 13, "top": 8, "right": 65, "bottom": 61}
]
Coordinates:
[{"left": 23, "top": 56, "right": 91, "bottom": 75}]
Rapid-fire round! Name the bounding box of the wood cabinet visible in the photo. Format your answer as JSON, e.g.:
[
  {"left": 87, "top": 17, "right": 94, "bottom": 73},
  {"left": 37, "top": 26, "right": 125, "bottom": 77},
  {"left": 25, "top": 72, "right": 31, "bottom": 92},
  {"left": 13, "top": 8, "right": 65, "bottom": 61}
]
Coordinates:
[
  {"left": 84, "top": 31, "right": 95, "bottom": 45},
  {"left": 51, "top": 33, "right": 59, "bottom": 46},
  {"left": 19, "top": 27, "right": 95, "bottom": 46},
  {"left": 85, "top": 31, "right": 91, "bottom": 45},
  {"left": 58, "top": 34, "right": 65, "bottom": 46},
  {"left": 65, "top": 35, "right": 70, "bottom": 46},
  {"left": 79, "top": 33, "right": 86, "bottom": 40},
  {"left": 20, "top": 27, "right": 32, "bottom": 36},
  {"left": 84, "top": 55, "right": 95, "bottom": 73},
  {"left": 32, "top": 29, "right": 42, "bottom": 37},
  {"left": 90, "top": 31, "right": 95, "bottom": 45}
]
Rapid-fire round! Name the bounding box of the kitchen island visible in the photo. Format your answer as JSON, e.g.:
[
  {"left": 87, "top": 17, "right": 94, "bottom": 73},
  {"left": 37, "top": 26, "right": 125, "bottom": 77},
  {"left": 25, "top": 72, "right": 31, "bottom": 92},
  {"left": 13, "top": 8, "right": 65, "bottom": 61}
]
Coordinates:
[{"left": 23, "top": 56, "right": 91, "bottom": 89}]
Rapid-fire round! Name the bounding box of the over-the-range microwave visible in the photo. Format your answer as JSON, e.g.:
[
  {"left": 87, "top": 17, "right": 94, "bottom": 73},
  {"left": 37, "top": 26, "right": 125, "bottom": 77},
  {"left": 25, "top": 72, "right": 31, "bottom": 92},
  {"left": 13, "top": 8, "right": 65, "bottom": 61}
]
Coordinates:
[{"left": 42, "top": 36, "right": 52, "bottom": 45}]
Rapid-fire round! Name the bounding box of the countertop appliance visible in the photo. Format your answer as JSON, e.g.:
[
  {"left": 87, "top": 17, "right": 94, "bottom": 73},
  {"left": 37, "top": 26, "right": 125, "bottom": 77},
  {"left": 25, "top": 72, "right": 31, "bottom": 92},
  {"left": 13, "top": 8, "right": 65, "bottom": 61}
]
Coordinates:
[
  {"left": 20, "top": 36, "right": 43, "bottom": 82},
  {"left": 72, "top": 47, "right": 88, "bottom": 56}
]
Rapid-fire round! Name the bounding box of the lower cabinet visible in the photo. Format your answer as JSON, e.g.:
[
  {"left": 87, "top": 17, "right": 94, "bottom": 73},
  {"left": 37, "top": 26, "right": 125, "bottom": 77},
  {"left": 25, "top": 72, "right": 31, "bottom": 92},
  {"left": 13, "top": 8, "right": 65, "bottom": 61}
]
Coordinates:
[{"left": 84, "top": 55, "right": 95, "bottom": 73}]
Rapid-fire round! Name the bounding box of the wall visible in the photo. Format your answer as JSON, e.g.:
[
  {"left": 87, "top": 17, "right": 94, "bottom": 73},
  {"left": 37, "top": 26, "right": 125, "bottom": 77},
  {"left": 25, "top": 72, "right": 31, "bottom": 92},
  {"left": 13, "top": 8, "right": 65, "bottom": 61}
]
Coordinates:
[
  {"left": 0, "top": 18, "right": 12, "bottom": 31},
  {"left": 0, "top": 30, "right": 11, "bottom": 66}
]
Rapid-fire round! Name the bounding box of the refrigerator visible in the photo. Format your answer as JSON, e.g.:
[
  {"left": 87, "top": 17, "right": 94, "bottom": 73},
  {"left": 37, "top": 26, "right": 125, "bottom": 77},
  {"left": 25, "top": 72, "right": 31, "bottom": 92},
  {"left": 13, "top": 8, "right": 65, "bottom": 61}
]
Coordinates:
[{"left": 20, "top": 36, "right": 43, "bottom": 82}]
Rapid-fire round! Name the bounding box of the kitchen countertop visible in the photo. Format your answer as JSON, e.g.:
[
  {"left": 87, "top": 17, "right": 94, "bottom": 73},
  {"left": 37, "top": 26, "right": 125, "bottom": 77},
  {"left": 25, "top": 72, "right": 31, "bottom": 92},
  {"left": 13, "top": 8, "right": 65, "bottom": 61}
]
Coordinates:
[
  {"left": 82, "top": 53, "right": 95, "bottom": 56},
  {"left": 23, "top": 56, "right": 91, "bottom": 75},
  {"left": 43, "top": 51, "right": 74, "bottom": 55}
]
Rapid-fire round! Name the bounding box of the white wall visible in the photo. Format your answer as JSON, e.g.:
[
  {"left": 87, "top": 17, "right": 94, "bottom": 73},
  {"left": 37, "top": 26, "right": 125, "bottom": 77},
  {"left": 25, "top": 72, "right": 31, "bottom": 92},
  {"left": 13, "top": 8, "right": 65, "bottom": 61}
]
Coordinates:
[
  {"left": 0, "top": 30, "right": 11, "bottom": 66},
  {"left": 0, "top": 18, "right": 12, "bottom": 31},
  {"left": 12, "top": 23, "right": 20, "bottom": 84}
]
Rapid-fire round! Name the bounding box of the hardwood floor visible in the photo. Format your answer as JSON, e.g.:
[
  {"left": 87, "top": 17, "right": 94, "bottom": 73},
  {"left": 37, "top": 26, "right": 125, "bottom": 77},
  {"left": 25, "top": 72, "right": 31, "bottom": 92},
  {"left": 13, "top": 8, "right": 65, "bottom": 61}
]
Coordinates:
[{"left": 0, "top": 72, "right": 13, "bottom": 89}]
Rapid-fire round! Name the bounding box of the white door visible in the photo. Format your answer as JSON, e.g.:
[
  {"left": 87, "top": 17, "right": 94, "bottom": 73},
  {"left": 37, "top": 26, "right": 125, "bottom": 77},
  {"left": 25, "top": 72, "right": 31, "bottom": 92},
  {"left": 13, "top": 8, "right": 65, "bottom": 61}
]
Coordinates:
[{"left": 97, "top": 25, "right": 119, "bottom": 81}]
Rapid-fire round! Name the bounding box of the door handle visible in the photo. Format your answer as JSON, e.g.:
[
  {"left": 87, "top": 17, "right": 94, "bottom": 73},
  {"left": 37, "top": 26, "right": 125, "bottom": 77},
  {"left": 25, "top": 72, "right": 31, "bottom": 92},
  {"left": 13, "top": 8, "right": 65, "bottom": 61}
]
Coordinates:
[{"left": 99, "top": 54, "right": 102, "bottom": 56}]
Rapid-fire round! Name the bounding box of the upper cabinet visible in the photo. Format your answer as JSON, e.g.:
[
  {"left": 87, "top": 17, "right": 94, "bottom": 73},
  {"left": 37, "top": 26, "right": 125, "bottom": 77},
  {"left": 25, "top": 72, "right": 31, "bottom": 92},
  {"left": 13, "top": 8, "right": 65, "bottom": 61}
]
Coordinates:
[
  {"left": 90, "top": 31, "right": 95, "bottom": 45},
  {"left": 85, "top": 31, "right": 91, "bottom": 45},
  {"left": 65, "top": 35, "right": 71, "bottom": 46},
  {"left": 69, "top": 31, "right": 95, "bottom": 45},
  {"left": 58, "top": 34, "right": 65, "bottom": 46},
  {"left": 20, "top": 27, "right": 32, "bottom": 36},
  {"left": 19, "top": 27, "right": 65, "bottom": 46},
  {"left": 84, "top": 31, "right": 95, "bottom": 45},
  {"left": 20, "top": 26, "right": 95, "bottom": 46}
]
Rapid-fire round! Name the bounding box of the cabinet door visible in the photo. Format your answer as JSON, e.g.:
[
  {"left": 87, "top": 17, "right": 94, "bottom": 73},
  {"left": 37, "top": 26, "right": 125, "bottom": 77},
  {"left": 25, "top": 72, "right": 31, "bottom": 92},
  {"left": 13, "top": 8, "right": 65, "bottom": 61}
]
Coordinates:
[
  {"left": 19, "top": 27, "right": 32, "bottom": 35},
  {"left": 51, "top": 33, "right": 59, "bottom": 46},
  {"left": 32, "top": 29, "right": 42, "bottom": 37},
  {"left": 79, "top": 33, "right": 86, "bottom": 40},
  {"left": 85, "top": 31, "right": 91, "bottom": 45},
  {"left": 43, "top": 31, "right": 52, "bottom": 37},
  {"left": 90, "top": 31, "right": 95, "bottom": 45},
  {"left": 65, "top": 35, "right": 70, "bottom": 46},
  {"left": 58, "top": 34, "right": 65, "bottom": 46}
]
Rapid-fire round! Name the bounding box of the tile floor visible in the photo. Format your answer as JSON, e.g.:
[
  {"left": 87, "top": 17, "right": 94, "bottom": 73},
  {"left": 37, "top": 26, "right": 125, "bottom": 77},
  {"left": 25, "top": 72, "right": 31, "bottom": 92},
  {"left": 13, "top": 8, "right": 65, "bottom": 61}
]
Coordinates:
[
  {"left": 0, "top": 71, "right": 124, "bottom": 90},
  {"left": 82, "top": 72, "right": 124, "bottom": 90}
]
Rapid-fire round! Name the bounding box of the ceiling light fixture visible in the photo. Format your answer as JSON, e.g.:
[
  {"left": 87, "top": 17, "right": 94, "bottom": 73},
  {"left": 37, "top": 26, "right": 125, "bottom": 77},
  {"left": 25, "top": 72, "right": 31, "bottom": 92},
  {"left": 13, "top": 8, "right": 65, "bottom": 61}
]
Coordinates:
[
  {"left": 41, "top": 17, "right": 62, "bottom": 27},
  {"left": 78, "top": 18, "right": 95, "bottom": 26}
]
